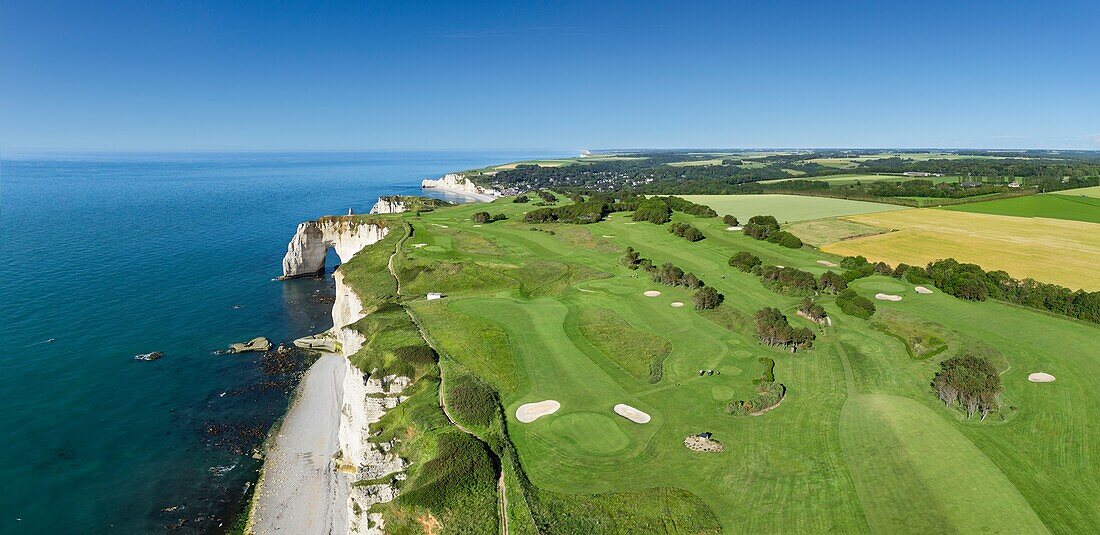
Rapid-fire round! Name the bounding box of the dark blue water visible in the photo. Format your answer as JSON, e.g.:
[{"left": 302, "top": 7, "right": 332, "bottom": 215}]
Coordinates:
[{"left": 0, "top": 151, "right": 563, "bottom": 533}]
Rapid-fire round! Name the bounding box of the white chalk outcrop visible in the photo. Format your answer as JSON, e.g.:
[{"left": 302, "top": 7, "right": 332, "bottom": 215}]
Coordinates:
[
  {"left": 268, "top": 213, "right": 412, "bottom": 534},
  {"left": 421, "top": 173, "right": 500, "bottom": 201},
  {"left": 369, "top": 196, "right": 408, "bottom": 215},
  {"left": 281, "top": 217, "right": 389, "bottom": 278}
]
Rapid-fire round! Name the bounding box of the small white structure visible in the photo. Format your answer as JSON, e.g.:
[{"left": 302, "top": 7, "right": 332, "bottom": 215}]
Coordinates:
[{"left": 426, "top": 293, "right": 444, "bottom": 300}]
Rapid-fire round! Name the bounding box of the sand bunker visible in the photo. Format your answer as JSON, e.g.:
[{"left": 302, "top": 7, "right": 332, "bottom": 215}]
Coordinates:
[
  {"left": 614, "top": 404, "right": 651, "bottom": 424},
  {"left": 516, "top": 400, "right": 561, "bottom": 423},
  {"left": 727, "top": 226, "right": 743, "bottom": 231},
  {"left": 817, "top": 260, "right": 839, "bottom": 267},
  {"left": 915, "top": 286, "right": 933, "bottom": 294},
  {"left": 671, "top": 302, "right": 684, "bottom": 308},
  {"left": 643, "top": 290, "right": 662, "bottom": 297},
  {"left": 411, "top": 243, "right": 427, "bottom": 248},
  {"left": 472, "top": 224, "right": 482, "bottom": 228},
  {"left": 602, "top": 235, "right": 615, "bottom": 238},
  {"left": 579, "top": 288, "right": 596, "bottom": 293},
  {"left": 1028, "top": 373, "right": 1056, "bottom": 383},
  {"left": 875, "top": 293, "right": 903, "bottom": 301}
]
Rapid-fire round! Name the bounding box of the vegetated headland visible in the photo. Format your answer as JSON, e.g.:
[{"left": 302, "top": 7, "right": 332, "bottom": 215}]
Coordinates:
[{"left": 244, "top": 150, "right": 1100, "bottom": 534}]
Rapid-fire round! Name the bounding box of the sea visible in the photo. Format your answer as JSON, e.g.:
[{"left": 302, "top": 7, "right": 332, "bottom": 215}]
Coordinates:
[{"left": 0, "top": 151, "right": 565, "bottom": 534}]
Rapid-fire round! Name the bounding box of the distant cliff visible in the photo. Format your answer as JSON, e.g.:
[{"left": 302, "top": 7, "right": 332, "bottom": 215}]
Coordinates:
[
  {"left": 421, "top": 173, "right": 500, "bottom": 200},
  {"left": 369, "top": 195, "right": 454, "bottom": 215}
]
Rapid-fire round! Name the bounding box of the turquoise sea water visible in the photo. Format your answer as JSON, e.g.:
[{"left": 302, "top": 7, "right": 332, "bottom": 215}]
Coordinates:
[{"left": 0, "top": 151, "right": 562, "bottom": 533}]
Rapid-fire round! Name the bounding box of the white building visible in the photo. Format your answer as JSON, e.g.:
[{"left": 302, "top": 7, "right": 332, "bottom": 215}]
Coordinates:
[{"left": 426, "top": 293, "right": 444, "bottom": 300}]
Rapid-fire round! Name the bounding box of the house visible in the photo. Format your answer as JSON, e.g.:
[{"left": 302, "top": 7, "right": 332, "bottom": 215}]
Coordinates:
[{"left": 426, "top": 293, "right": 444, "bottom": 300}]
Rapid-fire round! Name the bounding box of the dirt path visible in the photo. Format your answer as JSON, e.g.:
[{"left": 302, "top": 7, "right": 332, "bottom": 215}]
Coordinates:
[{"left": 388, "top": 225, "right": 509, "bottom": 535}]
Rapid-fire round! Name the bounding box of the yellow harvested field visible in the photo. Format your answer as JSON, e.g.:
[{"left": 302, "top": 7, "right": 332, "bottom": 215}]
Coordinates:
[{"left": 820, "top": 209, "right": 1100, "bottom": 290}]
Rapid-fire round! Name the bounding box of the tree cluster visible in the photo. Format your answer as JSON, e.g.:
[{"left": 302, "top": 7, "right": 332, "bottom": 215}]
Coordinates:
[
  {"left": 754, "top": 307, "right": 815, "bottom": 350},
  {"left": 621, "top": 247, "right": 723, "bottom": 309},
  {"left": 836, "top": 289, "right": 876, "bottom": 319},
  {"left": 471, "top": 212, "right": 507, "bottom": 224},
  {"left": 631, "top": 197, "right": 672, "bottom": 224},
  {"left": 931, "top": 354, "right": 1003, "bottom": 420},
  {"left": 797, "top": 298, "right": 827, "bottom": 323},
  {"left": 723, "top": 214, "right": 740, "bottom": 227},
  {"left": 818, "top": 271, "right": 848, "bottom": 293},
  {"left": 759, "top": 266, "right": 818, "bottom": 296},
  {"left": 741, "top": 215, "right": 802, "bottom": 248},
  {"left": 537, "top": 190, "right": 558, "bottom": 203},
  {"left": 512, "top": 194, "right": 530, "bottom": 203},
  {"left": 920, "top": 258, "right": 1100, "bottom": 323},
  {"left": 522, "top": 200, "right": 609, "bottom": 224},
  {"left": 669, "top": 222, "right": 705, "bottom": 242},
  {"left": 728, "top": 251, "right": 762, "bottom": 272}
]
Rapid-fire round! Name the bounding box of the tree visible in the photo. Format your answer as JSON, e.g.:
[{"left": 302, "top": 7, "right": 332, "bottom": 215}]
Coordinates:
[
  {"left": 766, "top": 231, "right": 803, "bottom": 249},
  {"left": 472, "top": 211, "right": 491, "bottom": 223},
  {"left": 723, "top": 214, "right": 739, "bottom": 226},
  {"left": 513, "top": 194, "right": 530, "bottom": 203},
  {"left": 798, "top": 298, "right": 826, "bottom": 322},
  {"left": 819, "top": 271, "right": 847, "bottom": 293},
  {"left": 931, "top": 354, "right": 1002, "bottom": 420},
  {"left": 694, "top": 287, "right": 724, "bottom": 309}
]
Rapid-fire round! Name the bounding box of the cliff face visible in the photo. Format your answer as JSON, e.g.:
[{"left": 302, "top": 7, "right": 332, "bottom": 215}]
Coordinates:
[
  {"left": 281, "top": 217, "right": 389, "bottom": 278},
  {"left": 369, "top": 196, "right": 407, "bottom": 215},
  {"left": 421, "top": 173, "right": 500, "bottom": 199}
]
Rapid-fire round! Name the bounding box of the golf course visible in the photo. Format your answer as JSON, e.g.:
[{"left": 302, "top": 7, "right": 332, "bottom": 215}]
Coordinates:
[{"left": 343, "top": 192, "right": 1100, "bottom": 533}]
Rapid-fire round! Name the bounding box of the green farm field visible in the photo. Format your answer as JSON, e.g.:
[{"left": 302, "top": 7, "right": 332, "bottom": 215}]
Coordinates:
[
  {"left": 943, "top": 193, "right": 1100, "bottom": 223},
  {"left": 759, "top": 173, "right": 964, "bottom": 185},
  {"left": 680, "top": 194, "right": 904, "bottom": 223},
  {"left": 352, "top": 194, "right": 1100, "bottom": 533}
]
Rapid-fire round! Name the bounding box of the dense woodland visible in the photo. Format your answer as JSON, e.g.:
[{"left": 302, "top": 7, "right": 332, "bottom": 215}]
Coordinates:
[{"left": 481, "top": 150, "right": 1100, "bottom": 199}]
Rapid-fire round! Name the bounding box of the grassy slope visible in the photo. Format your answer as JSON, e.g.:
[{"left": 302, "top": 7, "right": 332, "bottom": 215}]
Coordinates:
[
  {"left": 821, "top": 209, "right": 1100, "bottom": 290},
  {"left": 384, "top": 198, "right": 1100, "bottom": 534},
  {"left": 943, "top": 193, "right": 1100, "bottom": 224},
  {"left": 680, "top": 194, "right": 904, "bottom": 223},
  {"left": 1051, "top": 185, "right": 1100, "bottom": 198}
]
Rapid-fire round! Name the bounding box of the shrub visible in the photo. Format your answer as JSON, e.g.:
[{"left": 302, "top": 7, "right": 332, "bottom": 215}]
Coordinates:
[
  {"left": 836, "top": 289, "right": 876, "bottom": 319},
  {"left": 513, "top": 194, "right": 530, "bottom": 203},
  {"left": 766, "top": 231, "right": 803, "bottom": 249},
  {"left": 693, "top": 287, "right": 724, "bottom": 309},
  {"left": 669, "top": 222, "right": 705, "bottom": 242},
  {"left": 728, "top": 251, "right": 762, "bottom": 272},
  {"left": 798, "top": 298, "right": 827, "bottom": 322},
  {"left": 743, "top": 215, "right": 780, "bottom": 240},
  {"left": 538, "top": 190, "right": 558, "bottom": 203},
  {"left": 723, "top": 214, "right": 739, "bottom": 227},
  {"left": 727, "top": 382, "right": 785, "bottom": 416},
  {"left": 472, "top": 212, "right": 491, "bottom": 224}
]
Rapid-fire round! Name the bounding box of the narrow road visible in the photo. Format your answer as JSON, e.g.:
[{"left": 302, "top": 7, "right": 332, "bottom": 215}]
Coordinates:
[{"left": 387, "top": 225, "right": 510, "bottom": 535}]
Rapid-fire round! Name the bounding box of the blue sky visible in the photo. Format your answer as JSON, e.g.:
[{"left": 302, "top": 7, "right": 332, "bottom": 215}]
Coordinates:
[{"left": 2, "top": 0, "right": 1098, "bottom": 152}]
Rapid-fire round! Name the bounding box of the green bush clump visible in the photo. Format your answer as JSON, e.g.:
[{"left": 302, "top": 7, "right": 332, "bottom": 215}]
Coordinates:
[
  {"left": 727, "top": 382, "right": 785, "bottom": 416},
  {"left": 760, "top": 266, "right": 818, "bottom": 296},
  {"left": 446, "top": 373, "right": 499, "bottom": 430},
  {"left": 728, "top": 251, "right": 762, "bottom": 272},
  {"left": 766, "top": 230, "right": 803, "bottom": 249},
  {"left": 723, "top": 214, "right": 739, "bottom": 226},
  {"left": 669, "top": 222, "right": 705, "bottom": 241},
  {"left": 752, "top": 357, "right": 776, "bottom": 384},
  {"left": 632, "top": 198, "right": 672, "bottom": 224},
  {"left": 693, "top": 286, "right": 724, "bottom": 310},
  {"left": 836, "top": 289, "right": 876, "bottom": 319},
  {"left": 512, "top": 194, "right": 529, "bottom": 203}
]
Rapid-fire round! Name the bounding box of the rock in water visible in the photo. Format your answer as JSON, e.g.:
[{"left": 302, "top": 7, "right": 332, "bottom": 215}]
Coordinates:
[
  {"left": 228, "top": 337, "right": 272, "bottom": 353},
  {"left": 134, "top": 351, "right": 164, "bottom": 361}
]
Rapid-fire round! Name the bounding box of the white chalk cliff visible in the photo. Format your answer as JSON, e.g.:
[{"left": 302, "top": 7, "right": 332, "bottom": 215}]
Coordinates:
[
  {"left": 369, "top": 196, "right": 408, "bottom": 215},
  {"left": 281, "top": 217, "right": 389, "bottom": 278},
  {"left": 278, "top": 213, "right": 411, "bottom": 534},
  {"left": 421, "top": 173, "right": 500, "bottom": 199}
]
